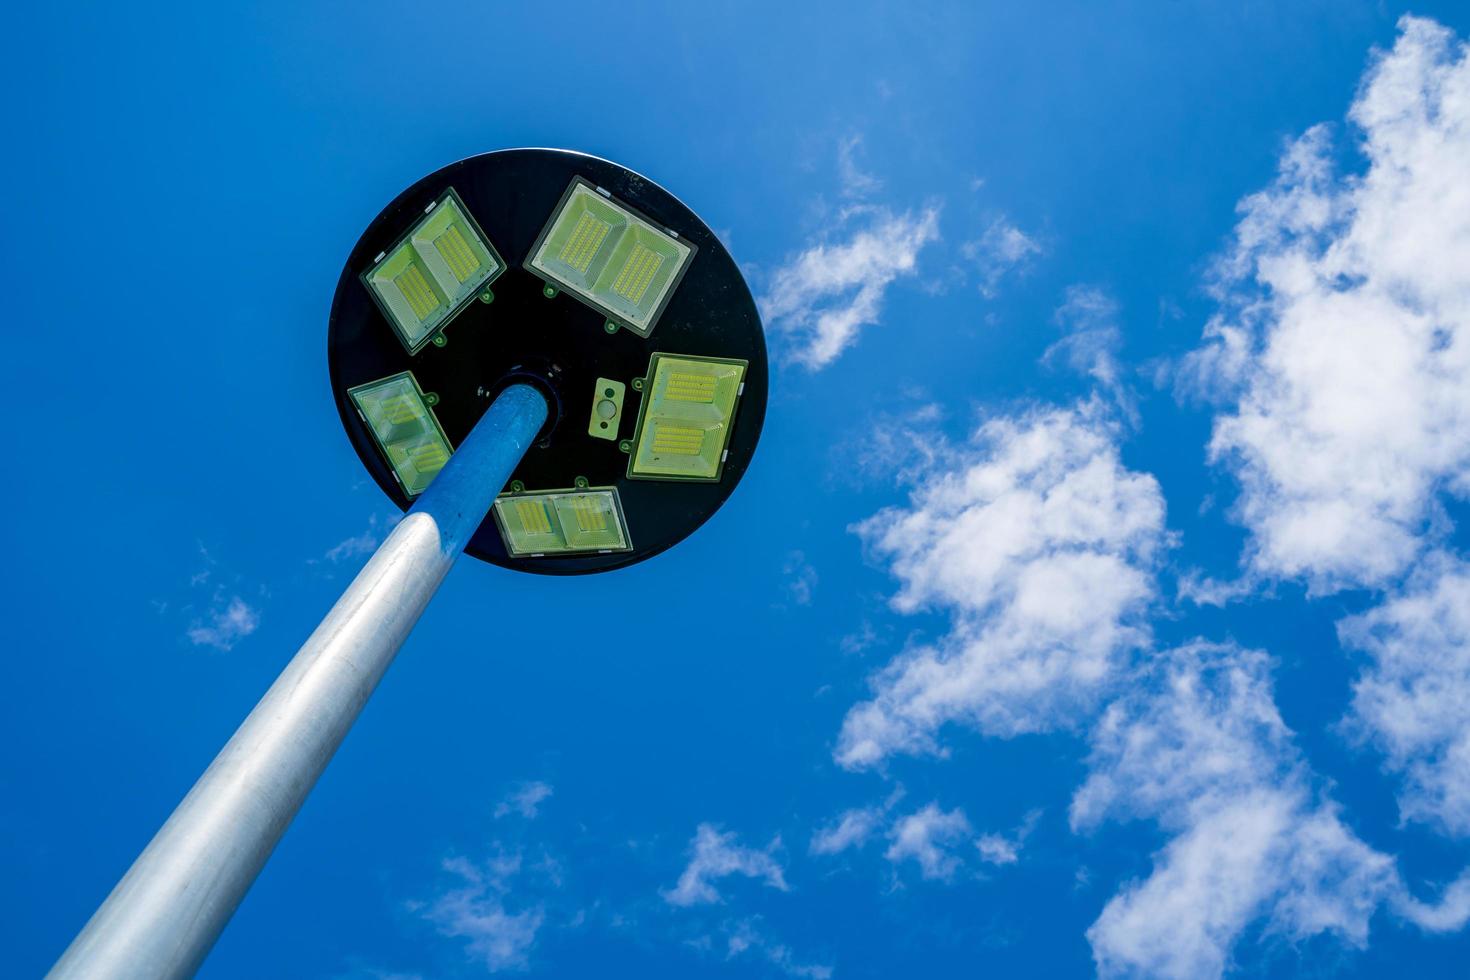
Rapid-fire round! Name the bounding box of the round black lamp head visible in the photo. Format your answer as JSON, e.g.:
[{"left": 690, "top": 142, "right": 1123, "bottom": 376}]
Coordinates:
[{"left": 327, "top": 149, "right": 768, "bottom": 575}]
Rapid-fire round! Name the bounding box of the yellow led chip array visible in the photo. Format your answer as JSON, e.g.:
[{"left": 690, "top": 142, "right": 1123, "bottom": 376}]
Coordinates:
[
  {"left": 664, "top": 371, "right": 717, "bottom": 403},
  {"left": 571, "top": 496, "right": 608, "bottom": 532},
  {"left": 407, "top": 442, "right": 449, "bottom": 474},
  {"left": 651, "top": 424, "right": 705, "bottom": 456},
  {"left": 379, "top": 394, "right": 421, "bottom": 425},
  {"left": 394, "top": 264, "right": 439, "bottom": 322},
  {"left": 433, "top": 224, "right": 481, "bottom": 283},
  {"left": 611, "top": 243, "right": 664, "bottom": 305},
  {"left": 514, "top": 499, "right": 553, "bottom": 535},
  {"left": 560, "top": 211, "right": 611, "bottom": 274}
]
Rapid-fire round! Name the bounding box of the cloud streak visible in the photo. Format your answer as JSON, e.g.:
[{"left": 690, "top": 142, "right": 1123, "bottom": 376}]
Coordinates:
[
  {"left": 963, "top": 217, "right": 1042, "bottom": 298},
  {"left": 885, "top": 803, "right": 972, "bottom": 881},
  {"left": 663, "top": 825, "right": 788, "bottom": 907},
  {"left": 494, "top": 781, "right": 554, "bottom": 821},
  {"left": 418, "top": 853, "right": 545, "bottom": 973},
  {"left": 186, "top": 595, "right": 259, "bottom": 652},
  {"left": 762, "top": 207, "right": 940, "bottom": 370}
]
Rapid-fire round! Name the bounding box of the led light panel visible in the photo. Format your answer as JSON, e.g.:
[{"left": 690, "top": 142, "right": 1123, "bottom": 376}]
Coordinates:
[
  {"left": 628, "top": 353, "right": 747, "bottom": 482},
  {"left": 526, "top": 178, "right": 695, "bottom": 337},
  {"left": 348, "top": 371, "right": 454, "bottom": 496},
  {"left": 492, "top": 487, "right": 633, "bottom": 557},
  {"left": 361, "top": 189, "right": 505, "bottom": 354}
]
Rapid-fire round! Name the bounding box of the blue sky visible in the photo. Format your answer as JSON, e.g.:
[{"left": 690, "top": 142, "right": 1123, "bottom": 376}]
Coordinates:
[{"left": 7, "top": 2, "right": 1470, "bottom": 977}]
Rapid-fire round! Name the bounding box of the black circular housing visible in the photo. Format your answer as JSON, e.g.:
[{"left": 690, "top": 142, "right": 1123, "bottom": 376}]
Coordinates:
[{"left": 328, "top": 149, "right": 768, "bottom": 575}]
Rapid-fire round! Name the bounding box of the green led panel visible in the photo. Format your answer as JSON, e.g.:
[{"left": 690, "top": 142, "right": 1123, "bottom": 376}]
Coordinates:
[
  {"left": 492, "top": 487, "right": 633, "bottom": 557},
  {"left": 628, "top": 353, "right": 747, "bottom": 482},
  {"left": 526, "top": 178, "right": 695, "bottom": 337},
  {"left": 361, "top": 188, "right": 505, "bottom": 355},
  {"left": 347, "top": 371, "right": 453, "bottom": 497}
]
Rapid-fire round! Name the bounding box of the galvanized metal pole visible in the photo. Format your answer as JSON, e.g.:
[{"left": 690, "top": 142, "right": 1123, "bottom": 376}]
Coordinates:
[{"left": 50, "top": 383, "right": 548, "bottom": 980}]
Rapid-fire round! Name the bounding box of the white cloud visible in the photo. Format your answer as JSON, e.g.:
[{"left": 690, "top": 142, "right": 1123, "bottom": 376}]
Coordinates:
[
  {"left": 814, "top": 792, "right": 1032, "bottom": 876},
  {"left": 810, "top": 787, "right": 905, "bottom": 856},
  {"left": 809, "top": 807, "right": 883, "bottom": 857},
  {"left": 176, "top": 542, "right": 261, "bottom": 652},
  {"left": 974, "top": 833, "right": 1019, "bottom": 867},
  {"left": 494, "top": 781, "right": 553, "bottom": 821},
  {"left": 419, "top": 853, "right": 545, "bottom": 973},
  {"left": 885, "top": 803, "right": 973, "bottom": 881},
  {"left": 847, "top": 400, "right": 950, "bottom": 488},
  {"left": 1175, "top": 569, "right": 1263, "bottom": 608},
  {"left": 836, "top": 401, "right": 1167, "bottom": 768},
  {"left": 1045, "top": 286, "right": 1129, "bottom": 413},
  {"left": 975, "top": 810, "right": 1039, "bottom": 867},
  {"left": 817, "top": 21, "right": 1470, "bottom": 972},
  {"left": 725, "top": 919, "right": 834, "bottom": 979},
  {"left": 1072, "top": 642, "right": 1398, "bottom": 980},
  {"left": 1394, "top": 868, "right": 1470, "bottom": 933},
  {"left": 782, "top": 551, "right": 818, "bottom": 607},
  {"left": 1341, "top": 553, "right": 1470, "bottom": 836},
  {"left": 962, "top": 217, "right": 1043, "bottom": 297},
  {"left": 186, "top": 595, "right": 259, "bottom": 652},
  {"left": 1182, "top": 16, "right": 1470, "bottom": 593},
  {"left": 663, "top": 824, "right": 789, "bottom": 907},
  {"left": 837, "top": 135, "right": 882, "bottom": 199},
  {"left": 762, "top": 206, "right": 940, "bottom": 370},
  {"left": 324, "top": 512, "right": 400, "bottom": 564}
]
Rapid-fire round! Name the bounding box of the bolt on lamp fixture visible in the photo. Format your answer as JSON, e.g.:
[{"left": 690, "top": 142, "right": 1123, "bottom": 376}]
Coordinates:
[
  {"left": 348, "top": 371, "right": 453, "bottom": 496},
  {"left": 492, "top": 486, "right": 632, "bottom": 556},
  {"left": 627, "top": 353, "right": 748, "bottom": 482},
  {"left": 361, "top": 188, "right": 505, "bottom": 354},
  {"left": 526, "top": 177, "right": 695, "bottom": 337},
  {"left": 50, "top": 149, "right": 766, "bottom": 980}
]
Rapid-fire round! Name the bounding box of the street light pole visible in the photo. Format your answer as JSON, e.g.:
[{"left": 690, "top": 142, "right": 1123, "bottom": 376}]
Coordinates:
[
  {"left": 49, "top": 383, "right": 549, "bottom": 980},
  {"left": 47, "top": 147, "right": 766, "bottom": 978}
]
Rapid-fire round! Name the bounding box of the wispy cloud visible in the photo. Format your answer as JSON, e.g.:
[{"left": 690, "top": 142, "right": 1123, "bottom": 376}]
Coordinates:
[
  {"left": 762, "top": 205, "right": 940, "bottom": 370},
  {"left": 1395, "top": 869, "right": 1470, "bottom": 933},
  {"left": 975, "top": 810, "right": 1040, "bottom": 867},
  {"left": 416, "top": 852, "right": 545, "bottom": 973},
  {"left": 836, "top": 134, "right": 882, "bottom": 199},
  {"left": 809, "top": 787, "right": 905, "bottom": 856},
  {"left": 973, "top": 833, "right": 1020, "bottom": 867},
  {"left": 781, "top": 551, "right": 818, "bottom": 607},
  {"left": 323, "top": 513, "right": 401, "bottom": 564},
  {"left": 494, "top": 781, "right": 554, "bottom": 821},
  {"left": 1045, "top": 286, "right": 1131, "bottom": 417},
  {"left": 186, "top": 595, "right": 260, "bottom": 652},
  {"left": 663, "top": 824, "right": 788, "bottom": 907},
  {"left": 962, "top": 217, "right": 1043, "bottom": 298},
  {"left": 174, "top": 541, "right": 263, "bottom": 652},
  {"left": 810, "top": 807, "right": 884, "bottom": 857},
  {"left": 725, "top": 918, "right": 833, "bottom": 979},
  {"left": 843, "top": 399, "right": 950, "bottom": 489},
  {"left": 884, "top": 803, "right": 972, "bottom": 881}
]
